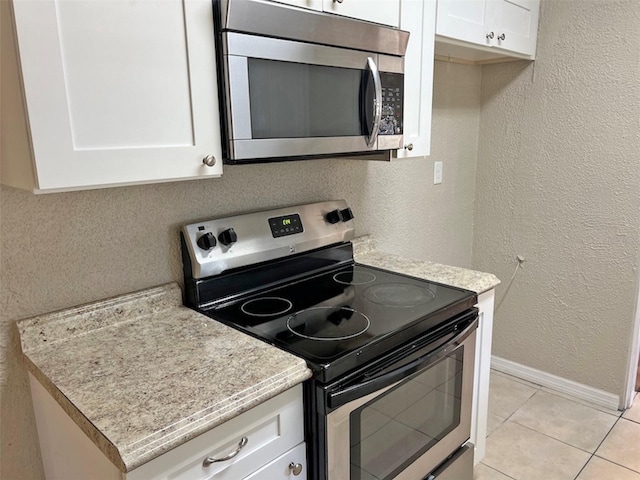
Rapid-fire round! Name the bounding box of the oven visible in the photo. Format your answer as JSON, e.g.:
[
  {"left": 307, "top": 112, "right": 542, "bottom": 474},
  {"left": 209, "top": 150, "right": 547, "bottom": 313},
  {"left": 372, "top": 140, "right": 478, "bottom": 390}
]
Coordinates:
[
  {"left": 181, "top": 200, "right": 477, "bottom": 480},
  {"left": 318, "top": 311, "right": 476, "bottom": 479}
]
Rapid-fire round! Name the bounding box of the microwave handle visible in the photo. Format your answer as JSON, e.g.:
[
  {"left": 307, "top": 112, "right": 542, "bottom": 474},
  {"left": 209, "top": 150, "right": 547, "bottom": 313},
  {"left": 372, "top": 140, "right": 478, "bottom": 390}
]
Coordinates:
[
  {"left": 328, "top": 318, "right": 477, "bottom": 409},
  {"left": 366, "top": 57, "right": 382, "bottom": 147}
]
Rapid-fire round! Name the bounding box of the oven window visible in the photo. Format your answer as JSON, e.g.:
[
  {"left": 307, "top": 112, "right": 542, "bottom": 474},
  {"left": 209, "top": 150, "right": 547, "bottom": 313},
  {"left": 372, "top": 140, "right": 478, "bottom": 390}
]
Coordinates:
[
  {"left": 248, "top": 59, "right": 366, "bottom": 139},
  {"left": 349, "top": 350, "right": 464, "bottom": 480}
]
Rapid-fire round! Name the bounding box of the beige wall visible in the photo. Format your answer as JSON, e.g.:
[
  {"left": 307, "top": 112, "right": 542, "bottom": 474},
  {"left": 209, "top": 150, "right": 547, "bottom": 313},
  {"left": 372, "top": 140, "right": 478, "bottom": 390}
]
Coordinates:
[
  {"left": 473, "top": 0, "right": 640, "bottom": 400},
  {"left": 0, "top": 61, "right": 481, "bottom": 479}
]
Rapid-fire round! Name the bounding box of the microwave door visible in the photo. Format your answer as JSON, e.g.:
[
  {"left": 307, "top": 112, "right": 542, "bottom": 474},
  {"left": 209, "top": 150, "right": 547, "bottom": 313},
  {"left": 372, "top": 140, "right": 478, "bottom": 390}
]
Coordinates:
[
  {"left": 224, "top": 33, "right": 379, "bottom": 161},
  {"left": 364, "top": 57, "right": 382, "bottom": 148}
]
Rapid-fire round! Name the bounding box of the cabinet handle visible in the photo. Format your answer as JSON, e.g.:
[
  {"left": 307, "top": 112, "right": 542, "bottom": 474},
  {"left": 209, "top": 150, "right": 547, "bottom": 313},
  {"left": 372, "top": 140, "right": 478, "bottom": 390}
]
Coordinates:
[
  {"left": 497, "top": 33, "right": 506, "bottom": 41},
  {"left": 202, "top": 436, "right": 248, "bottom": 467},
  {"left": 202, "top": 155, "right": 216, "bottom": 167},
  {"left": 289, "top": 462, "right": 303, "bottom": 476},
  {"left": 404, "top": 143, "right": 414, "bottom": 151},
  {"left": 486, "top": 31, "right": 494, "bottom": 39},
  {"left": 334, "top": 0, "right": 344, "bottom": 3}
]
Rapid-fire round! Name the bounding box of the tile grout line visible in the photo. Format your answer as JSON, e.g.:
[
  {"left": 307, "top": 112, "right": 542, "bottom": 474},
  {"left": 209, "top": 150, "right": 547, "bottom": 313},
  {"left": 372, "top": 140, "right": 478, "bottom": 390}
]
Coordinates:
[{"left": 571, "top": 412, "right": 626, "bottom": 479}]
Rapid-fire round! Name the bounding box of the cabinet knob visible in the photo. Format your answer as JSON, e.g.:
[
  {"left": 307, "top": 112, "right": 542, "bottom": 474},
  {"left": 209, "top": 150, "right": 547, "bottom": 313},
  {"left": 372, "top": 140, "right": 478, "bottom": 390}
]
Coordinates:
[
  {"left": 334, "top": 0, "right": 344, "bottom": 3},
  {"left": 404, "top": 143, "right": 414, "bottom": 151},
  {"left": 202, "top": 155, "right": 216, "bottom": 167},
  {"left": 289, "top": 462, "right": 303, "bottom": 476},
  {"left": 486, "top": 31, "right": 494, "bottom": 39},
  {"left": 497, "top": 33, "right": 506, "bottom": 41},
  {"left": 202, "top": 436, "right": 248, "bottom": 467}
]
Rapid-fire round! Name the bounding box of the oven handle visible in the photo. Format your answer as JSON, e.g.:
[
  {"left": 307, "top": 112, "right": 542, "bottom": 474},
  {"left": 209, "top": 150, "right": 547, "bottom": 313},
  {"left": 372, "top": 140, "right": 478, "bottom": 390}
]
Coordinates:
[{"left": 328, "top": 318, "right": 478, "bottom": 409}]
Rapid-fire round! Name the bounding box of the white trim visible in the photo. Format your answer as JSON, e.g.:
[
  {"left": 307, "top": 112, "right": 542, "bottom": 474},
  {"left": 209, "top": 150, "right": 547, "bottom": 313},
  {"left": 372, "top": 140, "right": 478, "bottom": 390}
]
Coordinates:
[
  {"left": 491, "top": 355, "right": 621, "bottom": 411},
  {"left": 623, "top": 276, "right": 640, "bottom": 409}
]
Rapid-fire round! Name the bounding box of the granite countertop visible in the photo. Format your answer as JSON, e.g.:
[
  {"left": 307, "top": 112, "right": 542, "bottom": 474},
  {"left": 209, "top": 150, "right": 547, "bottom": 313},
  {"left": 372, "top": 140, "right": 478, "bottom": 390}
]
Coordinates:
[
  {"left": 352, "top": 235, "right": 500, "bottom": 294},
  {"left": 18, "top": 283, "right": 311, "bottom": 473}
]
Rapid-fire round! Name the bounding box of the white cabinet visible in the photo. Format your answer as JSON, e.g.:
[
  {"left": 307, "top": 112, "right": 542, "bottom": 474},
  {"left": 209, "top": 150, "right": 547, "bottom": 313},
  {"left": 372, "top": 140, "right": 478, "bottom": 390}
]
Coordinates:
[
  {"left": 29, "top": 375, "right": 306, "bottom": 480},
  {"left": 2, "top": 0, "right": 222, "bottom": 193},
  {"left": 272, "top": 0, "right": 323, "bottom": 11},
  {"left": 435, "top": 0, "right": 539, "bottom": 63},
  {"left": 394, "top": 0, "right": 436, "bottom": 159},
  {"left": 273, "top": 0, "right": 400, "bottom": 27},
  {"left": 322, "top": 0, "right": 400, "bottom": 27},
  {"left": 470, "top": 289, "right": 495, "bottom": 464}
]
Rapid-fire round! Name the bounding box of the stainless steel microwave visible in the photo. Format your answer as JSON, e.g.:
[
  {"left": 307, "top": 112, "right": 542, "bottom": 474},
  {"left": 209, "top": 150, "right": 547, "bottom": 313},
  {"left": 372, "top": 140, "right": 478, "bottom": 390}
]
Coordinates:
[{"left": 214, "top": 0, "right": 410, "bottom": 163}]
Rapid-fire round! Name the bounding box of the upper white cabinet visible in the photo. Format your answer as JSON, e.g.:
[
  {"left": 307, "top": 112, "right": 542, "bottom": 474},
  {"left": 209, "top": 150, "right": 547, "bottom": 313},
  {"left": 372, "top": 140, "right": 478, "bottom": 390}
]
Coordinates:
[
  {"left": 2, "top": 0, "right": 222, "bottom": 193},
  {"left": 394, "top": 0, "right": 436, "bottom": 159},
  {"left": 274, "top": 0, "right": 400, "bottom": 27},
  {"left": 323, "top": 0, "right": 400, "bottom": 27},
  {"left": 435, "top": 0, "right": 540, "bottom": 63}
]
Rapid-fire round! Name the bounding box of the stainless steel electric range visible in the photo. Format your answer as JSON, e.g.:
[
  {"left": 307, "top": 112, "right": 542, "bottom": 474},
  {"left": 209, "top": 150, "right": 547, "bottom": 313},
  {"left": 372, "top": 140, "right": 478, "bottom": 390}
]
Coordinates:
[{"left": 181, "top": 200, "right": 477, "bottom": 480}]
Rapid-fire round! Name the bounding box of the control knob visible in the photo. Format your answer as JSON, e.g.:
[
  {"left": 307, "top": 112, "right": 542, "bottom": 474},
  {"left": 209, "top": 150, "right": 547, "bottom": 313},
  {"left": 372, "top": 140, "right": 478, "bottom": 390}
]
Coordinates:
[
  {"left": 325, "top": 209, "right": 343, "bottom": 224},
  {"left": 218, "top": 228, "right": 238, "bottom": 247},
  {"left": 196, "top": 232, "right": 217, "bottom": 250},
  {"left": 340, "top": 208, "right": 354, "bottom": 222}
]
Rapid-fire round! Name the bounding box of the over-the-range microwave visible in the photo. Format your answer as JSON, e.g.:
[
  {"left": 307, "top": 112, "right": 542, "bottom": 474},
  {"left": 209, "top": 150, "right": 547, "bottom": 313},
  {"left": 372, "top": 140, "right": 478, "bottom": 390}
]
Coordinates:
[{"left": 213, "top": 0, "right": 410, "bottom": 163}]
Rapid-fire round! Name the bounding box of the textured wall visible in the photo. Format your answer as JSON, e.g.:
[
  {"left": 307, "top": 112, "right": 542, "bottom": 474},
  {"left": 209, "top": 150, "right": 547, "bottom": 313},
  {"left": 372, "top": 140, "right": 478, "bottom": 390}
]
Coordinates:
[
  {"left": 0, "top": 61, "right": 481, "bottom": 479},
  {"left": 473, "top": 0, "right": 640, "bottom": 400}
]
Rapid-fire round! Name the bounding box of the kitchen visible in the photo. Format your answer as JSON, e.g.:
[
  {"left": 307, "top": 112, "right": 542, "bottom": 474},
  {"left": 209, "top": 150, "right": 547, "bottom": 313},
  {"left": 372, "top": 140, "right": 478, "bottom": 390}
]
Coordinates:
[{"left": 1, "top": 0, "right": 639, "bottom": 479}]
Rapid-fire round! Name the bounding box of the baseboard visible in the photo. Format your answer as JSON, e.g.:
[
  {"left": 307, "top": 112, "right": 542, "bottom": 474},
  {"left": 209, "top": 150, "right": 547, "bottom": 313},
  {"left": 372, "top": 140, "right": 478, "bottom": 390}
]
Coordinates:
[{"left": 491, "top": 355, "right": 621, "bottom": 411}]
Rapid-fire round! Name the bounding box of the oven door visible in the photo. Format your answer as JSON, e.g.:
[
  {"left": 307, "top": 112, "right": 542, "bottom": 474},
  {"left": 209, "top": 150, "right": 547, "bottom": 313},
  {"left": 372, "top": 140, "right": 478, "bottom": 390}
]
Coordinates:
[
  {"left": 222, "top": 32, "right": 404, "bottom": 161},
  {"left": 326, "top": 316, "right": 477, "bottom": 480}
]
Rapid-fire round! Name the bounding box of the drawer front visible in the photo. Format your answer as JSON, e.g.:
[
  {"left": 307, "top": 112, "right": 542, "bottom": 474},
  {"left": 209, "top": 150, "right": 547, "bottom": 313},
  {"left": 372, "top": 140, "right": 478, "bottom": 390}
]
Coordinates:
[
  {"left": 127, "top": 386, "right": 304, "bottom": 480},
  {"left": 243, "top": 443, "right": 307, "bottom": 480}
]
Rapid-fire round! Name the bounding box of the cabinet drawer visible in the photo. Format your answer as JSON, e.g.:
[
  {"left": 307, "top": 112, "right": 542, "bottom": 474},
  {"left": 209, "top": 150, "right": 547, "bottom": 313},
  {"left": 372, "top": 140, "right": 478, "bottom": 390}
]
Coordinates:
[
  {"left": 243, "top": 442, "right": 307, "bottom": 480},
  {"left": 128, "top": 386, "right": 304, "bottom": 480}
]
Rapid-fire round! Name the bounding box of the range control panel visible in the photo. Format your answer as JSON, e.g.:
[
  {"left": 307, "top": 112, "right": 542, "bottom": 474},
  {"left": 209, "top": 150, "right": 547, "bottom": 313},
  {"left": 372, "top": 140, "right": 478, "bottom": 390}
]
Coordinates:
[
  {"left": 182, "top": 200, "right": 355, "bottom": 279},
  {"left": 269, "top": 214, "right": 303, "bottom": 238}
]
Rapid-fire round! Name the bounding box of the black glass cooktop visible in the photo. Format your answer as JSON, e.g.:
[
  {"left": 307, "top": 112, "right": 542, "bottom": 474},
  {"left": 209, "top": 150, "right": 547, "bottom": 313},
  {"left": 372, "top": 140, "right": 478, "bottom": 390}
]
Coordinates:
[{"left": 206, "top": 263, "right": 476, "bottom": 383}]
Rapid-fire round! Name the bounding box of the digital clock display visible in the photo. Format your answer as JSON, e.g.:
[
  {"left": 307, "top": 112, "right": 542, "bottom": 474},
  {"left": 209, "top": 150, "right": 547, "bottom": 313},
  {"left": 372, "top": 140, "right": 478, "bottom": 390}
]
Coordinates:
[{"left": 268, "top": 214, "right": 303, "bottom": 238}]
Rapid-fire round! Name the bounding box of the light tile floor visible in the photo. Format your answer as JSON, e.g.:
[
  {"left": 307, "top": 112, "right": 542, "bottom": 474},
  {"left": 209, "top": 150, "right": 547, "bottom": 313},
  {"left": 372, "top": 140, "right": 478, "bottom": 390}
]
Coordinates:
[{"left": 475, "top": 370, "right": 640, "bottom": 480}]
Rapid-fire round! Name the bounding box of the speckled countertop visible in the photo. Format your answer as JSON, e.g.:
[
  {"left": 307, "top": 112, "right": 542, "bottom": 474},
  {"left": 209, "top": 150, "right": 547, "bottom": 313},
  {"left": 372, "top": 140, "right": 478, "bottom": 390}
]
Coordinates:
[
  {"left": 353, "top": 235, "right": 500, "bottom": 294},
  {"left": 18, "top": 283, "right": 311, "bottom": 473}
]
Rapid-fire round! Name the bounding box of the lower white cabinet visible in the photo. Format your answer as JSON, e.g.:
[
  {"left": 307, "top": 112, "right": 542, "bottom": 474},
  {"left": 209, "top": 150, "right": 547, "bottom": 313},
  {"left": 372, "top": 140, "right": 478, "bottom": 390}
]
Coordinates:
[
  {"left": 243, "top": 443, "right": 307, "bottom": 480},
  {"left": 29, "top": 376, "right": 306, "bottom": 480},
  {"left": 470, "top": 289, "right": 495, "bottom": 464}
]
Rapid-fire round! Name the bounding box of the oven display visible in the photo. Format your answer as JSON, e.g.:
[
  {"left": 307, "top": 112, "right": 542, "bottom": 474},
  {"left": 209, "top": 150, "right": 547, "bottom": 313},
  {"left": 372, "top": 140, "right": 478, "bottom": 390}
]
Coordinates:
[{"left": 269, "top": 214, "right": 303, "bottom": 238}]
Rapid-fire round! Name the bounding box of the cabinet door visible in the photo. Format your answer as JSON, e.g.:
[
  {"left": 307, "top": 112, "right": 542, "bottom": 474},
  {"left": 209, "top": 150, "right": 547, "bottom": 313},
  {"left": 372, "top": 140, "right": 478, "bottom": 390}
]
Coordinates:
[
  {"left": 12, "top": 0, "right": 222, "bottom": 192},
  {"left": 242, "top": 443, "right": 307, "bottom": 480},
  {"left": 486, "top": 0, "right": 539, "bottom": 56},
  {"left": 322, "top": 0, "right": 400, "bottom": 27},
  {"left": 395, "top": 0, "right": 436, "bottom": 159},
  {"left": 271, "top": 0, "right": 323, "bottom": 10},
  {"left": 435, "top": 0, "right": 491, "bottom": 47}
]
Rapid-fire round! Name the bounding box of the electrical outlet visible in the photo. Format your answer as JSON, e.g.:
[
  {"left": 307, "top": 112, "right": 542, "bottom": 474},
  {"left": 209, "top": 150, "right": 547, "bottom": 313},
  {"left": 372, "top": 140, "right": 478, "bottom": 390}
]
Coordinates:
[{"left": 434, "top": 161, "right": 443, "bottom": 184}]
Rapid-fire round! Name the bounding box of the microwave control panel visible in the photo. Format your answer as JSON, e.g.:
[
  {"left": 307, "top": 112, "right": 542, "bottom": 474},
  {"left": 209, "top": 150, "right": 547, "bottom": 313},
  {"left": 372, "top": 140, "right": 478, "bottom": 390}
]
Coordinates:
[{"left": 380, "top": 72, "right": 404, "bottom": 136}]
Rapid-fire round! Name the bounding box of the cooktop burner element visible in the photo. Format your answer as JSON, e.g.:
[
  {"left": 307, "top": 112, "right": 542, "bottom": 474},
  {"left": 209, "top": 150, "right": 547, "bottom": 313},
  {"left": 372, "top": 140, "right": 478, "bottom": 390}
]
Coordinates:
[
  {"left": 286, "top": 306, "right": 370, "bottom": 341},
  {"left": 333, "top": 270, "right": 377, "bottom": 285},
  {"left": 364, "top": 282, "right": 436, "bottom": 307},
  {"left": 240, "top": 297, "right": 293, "bottom": 317}
]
